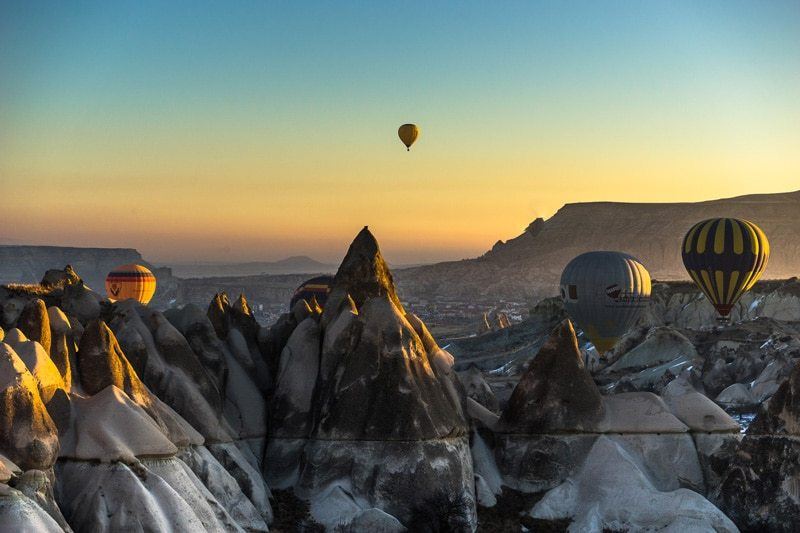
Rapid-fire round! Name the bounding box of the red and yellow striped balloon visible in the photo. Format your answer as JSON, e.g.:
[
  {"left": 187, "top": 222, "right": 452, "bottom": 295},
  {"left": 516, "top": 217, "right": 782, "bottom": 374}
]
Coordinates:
[{"left": 105, "top": 264, "right": 157, "bottom": 304}]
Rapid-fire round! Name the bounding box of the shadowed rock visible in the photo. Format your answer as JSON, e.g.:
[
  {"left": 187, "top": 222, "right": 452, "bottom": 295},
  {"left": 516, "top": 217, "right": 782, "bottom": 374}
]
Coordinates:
[
  {"left": 498, "top": 320, "right": 604, "bottom": 433},
  {"left": 269, "top": 317, "right": 321, "bottom": 438},
  {"left": 15, "top": 469, "right": 72, "bottom": 531},
  {"left": 164, "top": 304, "right": 228, "bottom": 392},
  {"left": 206, "top": 292, "right": 269, "bottom": 392},
  {"left": 60, "top": 282, "right": 101, "bottom": 323},
  {"left": 310, "top": 229, "right": 466, "bottom": 440},
  {"left": 17, "top": 299, "right": 51, "bottom": 356},
  {"left": 323, "top": 226, "right": 403, "bottom": 318},
  {"left": 40, "top": 264, "right": 82, "bottom": 289},
  {"left": 207, "top": 293, "right": 231, "bottom": 340},
  {"left": 77, "top": 320, "right": 150, "bottom": 400},
  {"left": 713, "top": 359, "right": 800, "bottom": 531},
  {"left": 47, "top": 306, "right": 74, "bottom": 387},
  {"left": 259, "top": 300, "right": 316, "bottom": 392}
]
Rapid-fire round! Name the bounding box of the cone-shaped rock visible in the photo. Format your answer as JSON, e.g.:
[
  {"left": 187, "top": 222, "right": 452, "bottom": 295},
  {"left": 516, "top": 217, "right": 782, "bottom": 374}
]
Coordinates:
[
  {"left": 0, "top": 343, "right": 59, "bottom": 470},
  {"left": 498, "top": 319, "right": 604, "bottom": 433},
  {"left": 326, "top": 226, "right": 403, "bottom": 313},
  {"left": 76, "top": 319, "right": 200, "bottom": 447},
  {"left": 77, "top": 320, "right": 150, "bottom": 401},
  {"left": 17, "top": 298, "right": 51, "bottom": 356},
  {"left": 207, "top": 292, "right": 230, "bottom": 340},
  {"left": 312, "top": 229, "right": 465, "bottom": 440},
  {"left": 231, "top": 294, "right": 259, "bottom": 339}
]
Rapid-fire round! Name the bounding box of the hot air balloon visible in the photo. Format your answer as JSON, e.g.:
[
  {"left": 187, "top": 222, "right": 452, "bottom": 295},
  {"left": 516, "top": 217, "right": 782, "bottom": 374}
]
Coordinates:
[
  {"left": 398, "top": 123, "right": 419, "bottom": 151},
  {"left": 290, "top": 275, "right": 334, "bottom": 310},
  {"left": 560, "top": 251, "right": 651, "bottom": 353},
  {"left": 105, "top": 264, "right": 157, "bottom": 305},
  {"left": 681, "top": 218, "right": 769, "bottom": 321}
]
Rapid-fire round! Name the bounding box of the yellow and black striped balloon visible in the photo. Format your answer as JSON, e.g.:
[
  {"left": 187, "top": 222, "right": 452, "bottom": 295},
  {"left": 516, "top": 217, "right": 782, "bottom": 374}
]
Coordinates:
[{"left": 681, "top": 218, "right": 769, "bottom": 319}]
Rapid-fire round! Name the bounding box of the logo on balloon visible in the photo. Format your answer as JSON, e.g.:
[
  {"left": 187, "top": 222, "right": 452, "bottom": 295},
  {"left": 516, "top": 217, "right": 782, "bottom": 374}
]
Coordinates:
[{"left": 605, "top": 284, "right": 622, "bottom": 300}]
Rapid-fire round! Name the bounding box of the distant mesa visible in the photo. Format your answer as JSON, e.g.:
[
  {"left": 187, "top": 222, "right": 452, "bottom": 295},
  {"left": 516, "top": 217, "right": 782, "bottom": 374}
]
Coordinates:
[{"left": 396, "top": 189, "right": 800, "bottom": 305}]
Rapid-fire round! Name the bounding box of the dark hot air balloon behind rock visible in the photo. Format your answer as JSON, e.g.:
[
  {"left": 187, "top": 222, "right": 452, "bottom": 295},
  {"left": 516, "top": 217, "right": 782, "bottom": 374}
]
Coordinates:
[
  {"left": 398, "top": 123, "right": 420, "bottom": 151},
  {"left": 105, "top": 264, "right": 157, "bottom": 305},
  {"left": 560, "top": 251, "right": 651, "bottom": 353},
  {"left": 681, "top": 217, "right": 769, "bottom": 320},
  {"left": 290, "top": 275, "right": 334, "bottom": 310}
]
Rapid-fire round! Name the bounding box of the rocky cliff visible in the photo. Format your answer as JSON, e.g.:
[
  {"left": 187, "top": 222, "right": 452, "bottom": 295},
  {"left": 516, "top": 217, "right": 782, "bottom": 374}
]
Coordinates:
[
  {"left": 396, "top": 189, "right": 800, "bottom": 304},
  {"left": 0, "top": 246, "right": 177, "bottom": 307}
]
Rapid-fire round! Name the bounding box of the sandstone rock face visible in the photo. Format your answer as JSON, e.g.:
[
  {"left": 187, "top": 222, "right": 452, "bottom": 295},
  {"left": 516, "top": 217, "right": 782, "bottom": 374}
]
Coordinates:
[
  {"left": 0, "top": 343, "right": 59, "bottom": 471},
  {"left": 498, "top": 320, "right": 603, "bottom": 434},
  {"left": 4, "top": 329, "right": 65, "bottom": 405},
  {"left": 40, "top": 264, "right": 81, "bottom": 289}
]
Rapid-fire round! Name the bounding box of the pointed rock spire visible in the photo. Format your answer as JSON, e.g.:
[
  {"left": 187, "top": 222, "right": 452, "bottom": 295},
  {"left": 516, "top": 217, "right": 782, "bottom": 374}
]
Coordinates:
[
  {"left": 330, "top": 226, "right": 402, "bottom": 311},
  {"left": 77, "top": 319, "right": 150, "bottom": 404},
  {"left": 498, "top": 319, "right": 604, "bottom": 433},
  {"left": 207, "top": 292, "right": 231, "bottom": 339}
]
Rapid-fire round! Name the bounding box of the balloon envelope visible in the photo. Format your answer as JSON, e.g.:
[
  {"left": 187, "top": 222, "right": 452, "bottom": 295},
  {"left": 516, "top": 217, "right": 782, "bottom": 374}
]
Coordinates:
[
  {"left": 681, "top": 218, "right": 769, "bottom": 319},
  {"left": 398, "top": 123, "right": 419, "bottom": 150},
  {"left": 105, "top": 264, "right": 157, "bottom": 304},
  {"left": 290, "top": 275, "right": 334, "bottom": 310},
  {"left": 560, "top": 251, "right": 651, "bottom": 353}
]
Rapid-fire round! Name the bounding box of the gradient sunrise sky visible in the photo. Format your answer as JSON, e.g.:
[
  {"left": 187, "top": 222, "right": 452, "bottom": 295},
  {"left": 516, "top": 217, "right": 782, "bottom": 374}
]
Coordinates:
[{"left": 2, "top": 1, "right": 798, "bottom": 264}]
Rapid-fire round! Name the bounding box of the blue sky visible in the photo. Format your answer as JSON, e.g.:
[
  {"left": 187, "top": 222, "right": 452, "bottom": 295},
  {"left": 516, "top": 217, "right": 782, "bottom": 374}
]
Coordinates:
[{"left": 2, "top": 1, "right": 798, "bottom": 262}]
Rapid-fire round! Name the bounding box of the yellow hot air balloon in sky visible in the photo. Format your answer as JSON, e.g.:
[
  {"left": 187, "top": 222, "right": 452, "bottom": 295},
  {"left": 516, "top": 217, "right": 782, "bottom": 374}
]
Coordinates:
[
  {"left": 682, "top": 218, "right": 769, "bottom": 321},
  {"left": 398, "top": 123, "right": 419, "bottom": 151},
  {"left": 105, "top": 264, "right": 157, "bottom": 304}
]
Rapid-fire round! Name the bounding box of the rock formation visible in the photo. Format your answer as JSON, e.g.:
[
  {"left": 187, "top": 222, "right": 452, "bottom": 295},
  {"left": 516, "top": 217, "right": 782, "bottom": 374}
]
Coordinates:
[
  {"left": 713, "top": 357, "right": 800, "bottom": 531},
  {"left": 498, "top": 320, "right": 603, "bottom": 433},
  {"left": 265, "top": 227, "right": 474, "bottom": 530}
]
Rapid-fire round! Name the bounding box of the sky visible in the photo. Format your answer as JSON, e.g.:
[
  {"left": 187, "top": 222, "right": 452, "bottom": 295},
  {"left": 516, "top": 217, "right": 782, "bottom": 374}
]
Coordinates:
[{"left": 1, "top": 1, "right": 799, "bottom": 265}]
